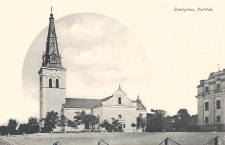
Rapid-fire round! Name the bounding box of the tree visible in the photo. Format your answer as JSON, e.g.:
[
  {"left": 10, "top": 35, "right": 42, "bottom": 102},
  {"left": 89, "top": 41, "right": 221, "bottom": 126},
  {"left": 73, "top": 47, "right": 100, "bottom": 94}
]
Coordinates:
[
  {"left": 111, "top": 118, "right": 119, "bottom": 132},
  {"left": 58, "top": 115, "right": 68, "bottom": 133},
  {"left": 177, "top": 109, "right": 190, "bottom": 131},
  {"left": 102, "top": 119, "right": 111, "bottom": 131},
  {"left": 137, "top": 113, "right": 146, "bottom": 132},
  {"left": 74, "top": 110, "right": 86, "bottom": 125},
  {"left": 190, "top": 114, "right": 198, "bottom": 126},
  {"left": 83, "top": 114, "right": 99, "bottom": 131},
  {"left": 0, "top": 126, "right": 9, "bottom": 135},
  {"left": 27, "top": 116, "right": 39, "bottom": 133},
  {"left": 146, "top": 109, "right": 166, "bottom": 132},
  {"left": 42, "top": 111, "right": 59, "bottom": 132},
  {"left": 131, "top": 123, "right": 136, "bottom": 132},
  {"left": 7, "top": 119, "right": 18, "bottom": 134},
  {"left": 74, "top": 110, "right": 99, "bottom": 131},
  {"left": 17, "top": 124, "right": 29, "bottom": 134},
  {"left": 67, "top": 120, "right": 77, "bottom": 132}
]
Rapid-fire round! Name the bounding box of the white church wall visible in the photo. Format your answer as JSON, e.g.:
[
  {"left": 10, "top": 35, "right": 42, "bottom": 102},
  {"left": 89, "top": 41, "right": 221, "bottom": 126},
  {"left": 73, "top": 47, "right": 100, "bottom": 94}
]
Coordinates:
[
  {"left": 93, "top": 107, "right": 103, "bottom": 129},
  {"left": 64, "top": 108, "right": 91, "bottom": 121},
  {"left": 102, "top": 106, "right": 136, "bottom": 131},
  {"left": 105, "top": 96, "right": 134, "bottom": 106}
]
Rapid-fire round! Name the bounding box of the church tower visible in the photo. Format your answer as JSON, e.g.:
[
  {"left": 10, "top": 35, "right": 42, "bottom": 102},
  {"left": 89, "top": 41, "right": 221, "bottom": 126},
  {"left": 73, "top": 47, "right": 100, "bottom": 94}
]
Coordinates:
[{"left": 38, "top": 10, "right": 66, "bottom": 125}]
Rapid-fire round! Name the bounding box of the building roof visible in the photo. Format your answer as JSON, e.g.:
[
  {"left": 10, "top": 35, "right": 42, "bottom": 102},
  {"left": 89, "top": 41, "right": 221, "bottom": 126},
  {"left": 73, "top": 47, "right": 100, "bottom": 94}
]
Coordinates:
[
  {"left": 93, "top": 96, "right": 113, "bottom": 108},
  {"left": 64, "top": 95, "right": 146, "bottom": 111},
  {"left": 64, "top": 98, "right": 101, "bottom": 108},
  {"left": 208, "top": 70, "right": 225, "bottom": 79},
  {"left": 132, "top": 100, "right": 146, "bottom": 110}
]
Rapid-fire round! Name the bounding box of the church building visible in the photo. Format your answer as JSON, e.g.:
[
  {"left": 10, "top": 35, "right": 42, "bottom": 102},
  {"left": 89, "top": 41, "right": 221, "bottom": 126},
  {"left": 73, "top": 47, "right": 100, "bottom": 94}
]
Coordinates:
[
  {"left": 39, "top": 11, "right": 147, "bottom": 132},
  {"left": 196, "top": 69, "right": 225, "bottom": 130}
]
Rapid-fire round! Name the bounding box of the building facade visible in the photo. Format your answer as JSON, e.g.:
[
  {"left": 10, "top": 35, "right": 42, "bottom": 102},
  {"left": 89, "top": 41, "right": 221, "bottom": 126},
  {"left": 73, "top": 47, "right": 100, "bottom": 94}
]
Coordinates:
[
  {"left": 196, "top": 70, "right": 225, "bottom": 127},
  {"left": 63, "top": 87, "right": 146, "bottom": 132},
  {"left": 39, "top": 11, "right": 147, "bottom": 132}
]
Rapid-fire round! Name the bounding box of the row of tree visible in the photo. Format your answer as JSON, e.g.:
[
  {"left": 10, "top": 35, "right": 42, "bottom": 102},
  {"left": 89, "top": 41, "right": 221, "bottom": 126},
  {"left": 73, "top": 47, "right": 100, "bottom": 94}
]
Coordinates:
[
  {"left": 143, "top": 109, "right": 198, "bottom": 132},
  {"left": 41, "top": 110, "right": 99, "bottom": 133},
  {"left": 0, "top": 117, "right": 39, "bottom": 135},
  {"left": 0, "top": 108, "right": 198, "bottom": 135}
]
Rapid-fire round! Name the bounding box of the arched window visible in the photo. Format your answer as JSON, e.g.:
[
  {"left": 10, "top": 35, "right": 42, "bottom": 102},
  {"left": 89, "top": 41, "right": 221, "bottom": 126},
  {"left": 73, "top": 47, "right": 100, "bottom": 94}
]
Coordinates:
[
  {"left": 49, "top": 78, "right": 52, "bottom": 88},
  {"left": 118, "top": 97, "right": 121, "bottom": 104},
  {"left": 56, "top": 79, "right": 59, "bottom": 88}
]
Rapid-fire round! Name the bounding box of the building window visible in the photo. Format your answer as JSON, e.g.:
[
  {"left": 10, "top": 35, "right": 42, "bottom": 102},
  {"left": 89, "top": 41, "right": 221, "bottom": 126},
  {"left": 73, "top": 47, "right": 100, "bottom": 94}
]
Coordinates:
[
  {"left": 216, "top": 100, "right": 220, "bottom": 109},
  {"left": 216, "top": 84, "right": 220, "bottom": 91},
  {"left": 217, "top": 116, "right": 220, "bottom": 123},
  {"left": 205, "top": 87, "right": 209, "bottom": 93},
  {"left": 56, "top": 79, "right": 59, "bottom": 88},
  {"left": 205, "top": 117, "right": 209, "bottom": 124},
  {"left": 205, "top": 102, "right": 209, "bottom": 111},
  {"left": 49, "top": 78, "right": 52, "bottom": 88},
  {"left": 118, "top": 97, "right": 121, "bottom": 104}
]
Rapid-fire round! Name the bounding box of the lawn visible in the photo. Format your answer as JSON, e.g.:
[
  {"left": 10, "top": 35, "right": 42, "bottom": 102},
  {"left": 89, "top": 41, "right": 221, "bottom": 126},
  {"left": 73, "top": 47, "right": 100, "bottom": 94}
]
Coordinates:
[{"left": 0, "top": 132, "right": 225, "bottom": 145}]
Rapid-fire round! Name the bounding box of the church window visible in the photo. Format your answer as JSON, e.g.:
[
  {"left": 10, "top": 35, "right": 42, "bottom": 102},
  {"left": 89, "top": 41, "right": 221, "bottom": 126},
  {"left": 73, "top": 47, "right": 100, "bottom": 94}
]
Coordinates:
[
  {"left": 56, "top": 79, "right": 59, "bottom": 88},
  {"left": 49, "top": 78, "right": 52, "bottom": 88},
  {"left": 205, "top": 87, "right": 209, "bottom": 92},
  {"left": 118, "top": 97, "right": 121, "bottom": 104},
  {"left": 205, "top": 102, "right": 209, "bottom": 111},
  {"left": 216, "top": 100, "right": 220, "bottom": 109},
  {"left": 217, "top": 116, "right": 220, "bottom": 123},
  {"left": 205, "top": 117, "right": 209, "bottom": 124},
  {"left": 123, "top": 124, "right": 126, "bottom": 128},
  {"left": 216, "top": 84, "right": 220, "bottom": 91}
]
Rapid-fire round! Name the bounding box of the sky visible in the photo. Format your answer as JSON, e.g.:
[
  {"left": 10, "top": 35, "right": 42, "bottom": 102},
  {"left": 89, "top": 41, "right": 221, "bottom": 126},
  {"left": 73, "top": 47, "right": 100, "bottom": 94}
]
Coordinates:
[{"left": 1, "top": 0, "right": 225, "bottom": 125}]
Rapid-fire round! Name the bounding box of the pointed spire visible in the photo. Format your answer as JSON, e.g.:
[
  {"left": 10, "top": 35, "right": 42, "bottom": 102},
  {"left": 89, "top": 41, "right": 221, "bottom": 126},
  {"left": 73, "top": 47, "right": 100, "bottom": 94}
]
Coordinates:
[
  {"left": 42, "top": 8, "right": 62, "bottom": 68},
  {"left": 218, "top": 64, "right": 220, "bottom": 71},
  {"left": 118, "top": 84, "right": 121, "bottom": 90}
]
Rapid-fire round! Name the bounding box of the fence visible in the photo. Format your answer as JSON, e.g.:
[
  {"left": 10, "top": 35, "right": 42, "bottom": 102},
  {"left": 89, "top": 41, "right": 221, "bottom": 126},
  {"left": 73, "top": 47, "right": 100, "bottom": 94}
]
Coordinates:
[{"left": 158, "top": 136, "right": 225, "bottom": 145}]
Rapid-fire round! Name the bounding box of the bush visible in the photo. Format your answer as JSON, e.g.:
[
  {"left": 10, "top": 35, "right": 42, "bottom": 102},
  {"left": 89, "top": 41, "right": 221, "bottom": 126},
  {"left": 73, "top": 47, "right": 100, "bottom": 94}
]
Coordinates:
[
  {"left": 100, "top": 123, "right": 105, "bottom": 128},
  {"left": 131, "top": 123, "right": 136, "bottom": 128},
  {"left": 0, "top": 126, "right": 8, "bottom": 135}
]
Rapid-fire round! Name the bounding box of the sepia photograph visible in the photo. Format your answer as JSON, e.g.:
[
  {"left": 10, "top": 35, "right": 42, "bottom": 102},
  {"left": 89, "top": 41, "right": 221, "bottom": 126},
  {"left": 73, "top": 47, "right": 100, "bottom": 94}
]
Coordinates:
[{"left": 0, "top": 1, "right": 225, "bottom": 144}]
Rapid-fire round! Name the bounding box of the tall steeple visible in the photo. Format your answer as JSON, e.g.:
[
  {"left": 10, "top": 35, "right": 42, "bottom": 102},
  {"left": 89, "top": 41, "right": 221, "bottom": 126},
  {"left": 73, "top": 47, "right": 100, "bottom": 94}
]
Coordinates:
[
  {"left": 38, "top": 9, "right": 66, "bottom": 129},
  {"left": 42, "top": 8, "right": 62, "bottom": 68}
]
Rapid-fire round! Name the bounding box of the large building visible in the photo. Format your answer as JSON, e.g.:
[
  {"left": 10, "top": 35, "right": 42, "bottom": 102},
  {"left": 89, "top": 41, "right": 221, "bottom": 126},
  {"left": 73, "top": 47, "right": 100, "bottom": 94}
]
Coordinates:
[
  {"left": 39, "top": 11, "right": 147, "bottom": 132},
  {"left": 196, "top": 69, "right": 225, "bottom": 129}
]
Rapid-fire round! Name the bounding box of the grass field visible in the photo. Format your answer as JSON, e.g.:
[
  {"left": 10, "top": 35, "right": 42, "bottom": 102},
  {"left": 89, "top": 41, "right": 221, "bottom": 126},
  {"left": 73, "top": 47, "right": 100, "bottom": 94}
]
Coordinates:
[{"left": 0, "top": 132, "right": 225, "bottom": 145}]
